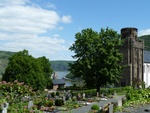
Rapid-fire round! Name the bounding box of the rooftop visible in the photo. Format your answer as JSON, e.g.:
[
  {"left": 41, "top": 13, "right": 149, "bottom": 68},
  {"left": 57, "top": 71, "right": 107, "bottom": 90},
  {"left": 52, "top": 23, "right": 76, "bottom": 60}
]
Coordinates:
[{"left": 144, "top": 50, "right": 150, "bottom": 63}]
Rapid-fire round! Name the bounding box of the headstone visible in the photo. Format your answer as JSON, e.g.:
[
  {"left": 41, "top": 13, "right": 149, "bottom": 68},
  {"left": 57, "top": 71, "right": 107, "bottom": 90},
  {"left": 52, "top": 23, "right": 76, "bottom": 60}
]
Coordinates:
[
  {"left": 97, "top": 92, "right": 99, "bottom": 97},
  {"left": 55, "top": 96, "right": 59, "bottom": 99},
  {"left": 77, "top": 93, "right": 81, "bottom": 101},
  {"left": 63, "top": 95, "right": 66, "bottom": 102},
  {"left": 117, "top": 98, "right": 122, "bottom": 106},
  {"left": 28, "top": 101, "right": 33, "bottom": 109},
  {"left": 108, "top": 104, "right": 113, "bottom": 113},
  {"left": 82, "top": 92, "right": 85, "bottom": 99},
  {"left": 47, "top": 93, "right": 51, "bottom": 99},
  {"left": 101, "top": 93, "right": 104, "bottom": 98},
  {"left": 1, "top": 102, "right": 9, "bottom": 113},
  {"left": 68, "top": 93, "right": 72, "bottom": 100}
]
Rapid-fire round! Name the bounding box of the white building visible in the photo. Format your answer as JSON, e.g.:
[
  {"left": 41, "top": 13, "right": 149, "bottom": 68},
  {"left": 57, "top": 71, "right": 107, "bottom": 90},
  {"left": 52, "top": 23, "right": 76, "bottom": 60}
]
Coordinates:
[{"left": 144, "top": 51, "right": 150, "bottom": 88}]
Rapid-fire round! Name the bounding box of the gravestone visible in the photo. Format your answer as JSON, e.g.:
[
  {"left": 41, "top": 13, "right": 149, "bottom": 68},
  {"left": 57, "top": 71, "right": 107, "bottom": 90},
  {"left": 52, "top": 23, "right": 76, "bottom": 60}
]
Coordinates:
[
  {"left": 1, "top": 102, "right": 9, "bottom": 113},
  {"left": 87, "top": 92, "right": 92, "bottom": 98},
  {"left": 113, "top": 90, "right": 117, "bottom": 96},
  {"left": 55, "top": 96, "right": 60, "bottom": 100},
  {"left": 100, "top": 93, "right": 104, "bottom": 98},
  {"left": 28, "top": 101, "right": 33, "bottom": 109},
  {"left": 108, "top": 104, "right": 113, "bottom": 113},
  {"left": 117, "top": 98, "right": 122, "bottom": 106},
  {"left": 82, "top": 92, "right": 85, "bottom": 99},
  {"left": 63, "top": 95, "right": 66, "bottom": 102},
  {"left": 68, "top": 92, "right": 72, "bottom": 100},
  {"left": 77, "top": 93, "right": 81, "bottom": 101},
  {"left": 47, "top": 93, "right": 51, "bottom": 99},
  {"left": 97, "top": 92, "right": 99, "bottom": 97}
]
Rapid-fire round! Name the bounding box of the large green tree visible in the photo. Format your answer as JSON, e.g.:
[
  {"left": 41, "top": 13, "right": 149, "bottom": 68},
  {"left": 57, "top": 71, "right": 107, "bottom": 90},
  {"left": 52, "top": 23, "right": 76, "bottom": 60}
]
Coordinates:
[
  {"left": 2, "top": 50, "right": 53, "bottom": 90},
  {"left": 69, "top": 28, "right": 124, "bottom": 93}
]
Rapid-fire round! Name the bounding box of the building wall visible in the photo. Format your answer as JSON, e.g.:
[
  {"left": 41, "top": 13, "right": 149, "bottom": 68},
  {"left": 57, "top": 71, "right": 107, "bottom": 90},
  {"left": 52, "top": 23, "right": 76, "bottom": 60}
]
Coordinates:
[
  {"left": 53, "top": 85, "right": 58, "bottom": 90},
  {"left": 119, "top": 27, "right": 144, "bottom": 87},
  {"left": 144, "top": 63, "right": 150, "bottom": 88}
]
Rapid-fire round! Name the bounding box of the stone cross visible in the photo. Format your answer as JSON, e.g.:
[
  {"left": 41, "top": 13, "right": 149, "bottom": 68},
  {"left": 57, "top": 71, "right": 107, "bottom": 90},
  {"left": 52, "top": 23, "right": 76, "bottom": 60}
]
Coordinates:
[{"left": 47, "top": 93, "right": 51, "bottom": 99}]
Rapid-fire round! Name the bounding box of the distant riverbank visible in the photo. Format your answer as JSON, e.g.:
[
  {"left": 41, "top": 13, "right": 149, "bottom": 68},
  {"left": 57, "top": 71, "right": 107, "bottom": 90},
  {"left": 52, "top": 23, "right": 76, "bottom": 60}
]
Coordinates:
[{"left": 55, "top": 71, "right": 73, "bottom": 86}]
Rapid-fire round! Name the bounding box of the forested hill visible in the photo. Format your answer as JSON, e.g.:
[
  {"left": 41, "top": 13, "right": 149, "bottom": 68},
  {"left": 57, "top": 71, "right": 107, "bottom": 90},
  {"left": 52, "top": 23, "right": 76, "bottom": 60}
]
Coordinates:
[
  {"left": 50, "top": 61, "right": 74, "bottom": 71},
  {"left": 139, "top": 35, "right": 150, "bottom": 51},
  {"left": 0, "top": 50, "right": 73, "bottom": 77},
  {"left": 0, "top": 51, "right": 15, "bottom": 77}
]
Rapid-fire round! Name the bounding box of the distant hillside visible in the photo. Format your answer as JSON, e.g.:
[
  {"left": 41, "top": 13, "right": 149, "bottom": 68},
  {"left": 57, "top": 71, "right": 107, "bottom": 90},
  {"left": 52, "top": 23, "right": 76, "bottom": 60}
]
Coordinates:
[
  {"left": 139, "top": 35, "right": 150, "bottom": 51},
  {"left": 50, "top": 60, "right": 74, "bottom": 71},
  {"left": 0, "top": 50, "right": 73, "bottom": 78},
  {"left": 0, "top": 51, "right": 15, "bottom": 77}
]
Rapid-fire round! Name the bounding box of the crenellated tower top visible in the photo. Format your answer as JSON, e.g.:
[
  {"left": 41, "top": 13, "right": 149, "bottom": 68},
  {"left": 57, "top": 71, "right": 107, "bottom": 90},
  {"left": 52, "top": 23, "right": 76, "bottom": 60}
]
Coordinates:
[{"left": 121, "top": 27, "right": 138, "bottom": 39}]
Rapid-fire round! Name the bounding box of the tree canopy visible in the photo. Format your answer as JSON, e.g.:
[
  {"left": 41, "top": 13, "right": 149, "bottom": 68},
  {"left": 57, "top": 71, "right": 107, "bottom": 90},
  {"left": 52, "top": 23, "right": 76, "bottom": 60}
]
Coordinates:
[
  {"left": 2, "top": 50, "right": 53, "bottom": 90},
  {"left": 69, "top": 28, "right": 124, "bottom": 92}
]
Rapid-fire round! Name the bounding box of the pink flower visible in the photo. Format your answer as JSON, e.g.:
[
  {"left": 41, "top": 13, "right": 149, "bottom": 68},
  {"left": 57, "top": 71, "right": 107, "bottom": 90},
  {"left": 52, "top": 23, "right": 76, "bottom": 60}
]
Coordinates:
[
  {"left": 20, "top": 82, "right": 24, "bottom": 85},
  {"left": 2, "top": 81, "right": 6, "bottom": 84},
  {"left": 29, "top": 110, "right": 34, "bottom": 113},
  {"left": 14, "top": 80, "right": 18, "bottom": 83}
]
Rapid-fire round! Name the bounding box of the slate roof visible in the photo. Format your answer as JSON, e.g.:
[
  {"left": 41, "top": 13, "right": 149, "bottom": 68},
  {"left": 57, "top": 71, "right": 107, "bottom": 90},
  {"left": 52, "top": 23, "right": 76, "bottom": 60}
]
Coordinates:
[
  {"left": 144, "top": 50, "right": 150, "bottom": 63},
  {"left": 52, "top": 79, "right": 65, "bottom": 85}
]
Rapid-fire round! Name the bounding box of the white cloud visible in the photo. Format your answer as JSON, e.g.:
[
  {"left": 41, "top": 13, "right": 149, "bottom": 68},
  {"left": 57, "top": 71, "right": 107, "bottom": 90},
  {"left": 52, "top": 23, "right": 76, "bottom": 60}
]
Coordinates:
[
  {"left": 47, "top": 3, "right": 56, "bottom": 9},
  {"left": 0, "top": 5, "right": 60, "bottom": 34},
  {"left": 0, "top": 0, "right": 30, "bottom": 7},
  {"left": 138, "top": 29, "right": 150, "bottom": 36},
  {"left": 0, "top": 0, "right": 73, "bottom": 60},
  {"left": 62, "top": 15, "right": 72, "bottom": 23}
]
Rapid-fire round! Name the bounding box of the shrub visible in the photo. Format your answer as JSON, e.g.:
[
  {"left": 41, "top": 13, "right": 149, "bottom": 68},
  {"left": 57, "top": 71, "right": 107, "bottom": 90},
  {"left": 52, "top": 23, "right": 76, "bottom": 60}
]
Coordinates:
[
  {"left": 91, "top": 104, "right": 100, "bottom": 110},
  {"left": 51, "top": 92, "right": 55, "bottom": 98},
  {"left": 55, "top": 99, "right": 64, "bottom": 106},
  {"left": 0, "top": 80, "right": 34, "bottom": 104},
  {"left": 44, "top": 100, "right": 54, "bottom": 107},
  {"left": 56, "top": 92, "right": 60, "bottom": 96}
]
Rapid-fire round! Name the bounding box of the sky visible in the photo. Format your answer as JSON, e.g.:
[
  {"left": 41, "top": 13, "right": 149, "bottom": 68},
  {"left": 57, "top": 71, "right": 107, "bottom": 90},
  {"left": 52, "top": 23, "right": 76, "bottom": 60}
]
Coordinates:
[{"left": 0, "top": 0, "right": 150, "bottom": 61}]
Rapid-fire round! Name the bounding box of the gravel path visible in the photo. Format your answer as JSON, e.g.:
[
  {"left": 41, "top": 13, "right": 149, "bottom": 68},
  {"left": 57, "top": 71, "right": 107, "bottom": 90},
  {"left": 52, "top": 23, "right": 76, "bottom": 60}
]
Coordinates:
[
  {"left": 57, "top": 95, "right": 125, "bottom": 113},
  {"left": 56, "top": 95, "right": 150, "bottom": 113}
]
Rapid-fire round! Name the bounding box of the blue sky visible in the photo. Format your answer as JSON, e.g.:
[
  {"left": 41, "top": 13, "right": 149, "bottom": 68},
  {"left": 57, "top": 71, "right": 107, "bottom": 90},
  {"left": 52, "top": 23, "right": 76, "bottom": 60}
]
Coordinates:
[{"left": 0, "top": 0, "right": 150, "bottom": 60}]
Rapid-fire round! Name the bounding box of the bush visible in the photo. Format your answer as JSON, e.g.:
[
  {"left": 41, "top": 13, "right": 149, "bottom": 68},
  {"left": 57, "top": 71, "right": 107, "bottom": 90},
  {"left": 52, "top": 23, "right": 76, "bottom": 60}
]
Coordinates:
[
  {"left": 44, "top": 100, "right": 54, "bottom": 107},
  {"left": 55, "top": 99, "right": 64, "bottom": 106},
  {"left": 56, "top": 92, "right": 60, "bottom": 96},
  {"left": 0, "top": 80, "right": 34, "bottom": 104},
  {"left": 51, "top": 92, "right": 55, "bottom": 98},
  {"left": 91, "top": 104, "right": 100, "bottom": 110}
]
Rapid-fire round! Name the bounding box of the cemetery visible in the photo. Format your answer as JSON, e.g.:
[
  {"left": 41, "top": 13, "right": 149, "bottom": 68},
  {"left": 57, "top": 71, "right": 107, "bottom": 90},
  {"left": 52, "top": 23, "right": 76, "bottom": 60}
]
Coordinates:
[{"left": 1, "top": 80, "right": 150, "bottom": 113}]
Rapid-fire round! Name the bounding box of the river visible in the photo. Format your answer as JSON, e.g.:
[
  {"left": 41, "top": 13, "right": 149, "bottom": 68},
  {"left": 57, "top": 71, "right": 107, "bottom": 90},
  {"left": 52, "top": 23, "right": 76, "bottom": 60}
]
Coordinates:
[{"left": 55, "top": 71, "right": 73, "bottom": 86}]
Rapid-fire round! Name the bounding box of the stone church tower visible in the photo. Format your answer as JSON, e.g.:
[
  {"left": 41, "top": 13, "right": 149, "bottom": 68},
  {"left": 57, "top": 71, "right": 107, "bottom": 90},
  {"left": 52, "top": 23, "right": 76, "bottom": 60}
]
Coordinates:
[{"left": 119, "top": 27, "right": 144, "bottom": 86}]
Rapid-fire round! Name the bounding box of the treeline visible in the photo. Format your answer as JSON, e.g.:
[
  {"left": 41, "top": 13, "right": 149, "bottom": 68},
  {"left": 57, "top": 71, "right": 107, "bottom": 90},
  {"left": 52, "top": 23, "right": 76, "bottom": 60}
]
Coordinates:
[
  {"left": 0, "top": 51, "right": 15, "bottom": 77},
  {"left": 139, "top": 35, "right": 150, "bottom": 51},
  {"left": 50, "top": 60, "right": 74, "bottom": 71}
]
